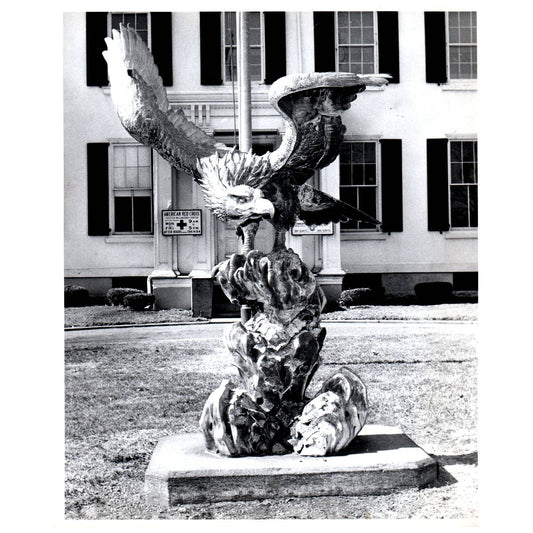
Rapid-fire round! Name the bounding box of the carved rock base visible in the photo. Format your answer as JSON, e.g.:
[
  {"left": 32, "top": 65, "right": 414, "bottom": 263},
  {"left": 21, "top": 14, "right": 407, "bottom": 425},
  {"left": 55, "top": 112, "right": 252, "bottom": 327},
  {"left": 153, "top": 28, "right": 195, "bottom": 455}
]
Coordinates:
[{"left": 200, "top": 249, "right": 368, "bottom": 456}]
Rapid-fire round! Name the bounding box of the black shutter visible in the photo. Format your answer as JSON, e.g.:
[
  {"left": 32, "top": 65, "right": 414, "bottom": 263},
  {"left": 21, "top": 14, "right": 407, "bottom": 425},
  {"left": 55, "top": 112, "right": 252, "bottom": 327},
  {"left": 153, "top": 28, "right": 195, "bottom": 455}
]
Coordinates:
[
  {"left": 200, "top": 12, "right": 223, "bottom": 85},
  {"left": 87, "top": 143, "right": 110, "bottom": 236},
  {"left": 150, "top": 12, "right": 173, "bottom": 87},
  {"left": 427, "top": 139, "right": 450, "bottom": 231},
  {"left": 424, "top": 12, "right": 447, "bottom": 84},
  {"left": 264, "top": 12, "right": 286, "bottom": 84},
  {"left": 377, "top": 12, "right": 400, "bottom": 83},
  {"left": 313, "top": 12, "right": 335, "bottom": 72},
  {"left": 380, "top": 139, "right": 403, "bottom": 232},
  {"left": 86, "top": 12, "right": 108, "bottom": 86}
]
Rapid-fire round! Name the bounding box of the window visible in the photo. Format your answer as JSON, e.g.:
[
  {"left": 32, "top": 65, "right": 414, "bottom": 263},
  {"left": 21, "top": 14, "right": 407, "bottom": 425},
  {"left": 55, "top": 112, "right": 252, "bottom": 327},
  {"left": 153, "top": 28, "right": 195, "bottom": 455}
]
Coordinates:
[
  {"left": 314, "top": 11, "right": 399, "bottom": 83},
  {"left": 424, "top": 11, "right": 477, "bottom": 84},
  {"left": 223, "top": 12, "right": 263, "bottom": 82},
  {"left": 110, "top": 144, "right": 153, "bottom": 234},
  {"left": 449, "top": 140, "right": 478, "bottom": 228},
  {"left": 200, "top": 12, "right": 285, "bottom": 86},
  {"left": 86, "top": 12, "right": 172, "bottom": 87},
  {"left": 336, "top": 12, "right": 377, "bottom": 75},
  {"left": 339, "top": 141, "right": 379, "bottom": 230},
  {"left": 110, "top": 13, "right": 149, "bottom": 45},
  {"left": 447, "top": 12, "right": 477, "bottom": 79}
]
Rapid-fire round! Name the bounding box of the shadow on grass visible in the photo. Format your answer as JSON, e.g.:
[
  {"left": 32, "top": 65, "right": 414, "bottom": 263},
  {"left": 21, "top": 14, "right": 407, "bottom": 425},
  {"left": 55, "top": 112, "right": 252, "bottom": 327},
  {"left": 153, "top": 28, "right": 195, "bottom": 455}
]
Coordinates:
[{"left": 427, "top": 451, "right": 478, "bottom": 488}]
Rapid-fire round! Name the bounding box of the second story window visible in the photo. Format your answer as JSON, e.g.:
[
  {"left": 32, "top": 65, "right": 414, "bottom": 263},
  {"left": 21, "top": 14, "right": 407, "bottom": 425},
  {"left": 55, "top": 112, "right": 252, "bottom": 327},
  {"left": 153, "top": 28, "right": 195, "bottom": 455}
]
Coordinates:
[
  {"left": 110, "top": 13, "right": 149, "bottom": 45},
  {"left": 337, "top": 12, "right": 377, "bottom": 75},
  {"left": 447, "top": 12, "right": 477, "bottom": 80},
  {"left": 223, "top": 12, "right": 263, "bottom": 82}
]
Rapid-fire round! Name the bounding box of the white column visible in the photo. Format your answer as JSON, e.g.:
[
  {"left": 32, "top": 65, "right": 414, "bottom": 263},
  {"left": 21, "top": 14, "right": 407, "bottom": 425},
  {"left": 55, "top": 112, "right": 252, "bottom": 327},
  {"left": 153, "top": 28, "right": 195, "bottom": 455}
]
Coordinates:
[
  {"left": 148, "top": 153, "right": 178, "bottom": 284},
  {"left": 318, "top": 158, "right": 345, "bottom": 277},
  {"left": 188, "top": 181, "right": 217, "bottom": 277}
]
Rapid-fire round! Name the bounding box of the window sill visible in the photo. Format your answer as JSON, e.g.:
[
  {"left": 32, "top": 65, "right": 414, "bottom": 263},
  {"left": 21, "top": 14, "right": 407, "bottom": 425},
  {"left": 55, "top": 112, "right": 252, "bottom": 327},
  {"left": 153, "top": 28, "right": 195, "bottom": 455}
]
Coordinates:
[
  {"left": 341, "top": 232, "right": 387, "bottom": 241},
  {"left": 444, "top": 229, "right": 478, "bottom": 239},
  {"left": 105, "top": 235, "right": 154, "bottom": 244},
  {"left": 441, "top": 80, "right": 477, "bottom": 91}
]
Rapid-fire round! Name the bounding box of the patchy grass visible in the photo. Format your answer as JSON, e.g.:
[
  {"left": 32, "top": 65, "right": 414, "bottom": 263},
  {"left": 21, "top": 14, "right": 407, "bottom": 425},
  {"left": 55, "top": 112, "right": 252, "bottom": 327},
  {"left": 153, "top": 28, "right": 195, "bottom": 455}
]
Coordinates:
[
  {"left": 323, "top": 303, "right": 477, "bottom": 322},
  {"left": 65, "top": 303, "right": 478, "bottom": 328},
  {"left": 65, "top": 321, "right": 477, "bottom": 520},
  {"left": 65, "top": 306, "right": 208, "bottom": 328}
]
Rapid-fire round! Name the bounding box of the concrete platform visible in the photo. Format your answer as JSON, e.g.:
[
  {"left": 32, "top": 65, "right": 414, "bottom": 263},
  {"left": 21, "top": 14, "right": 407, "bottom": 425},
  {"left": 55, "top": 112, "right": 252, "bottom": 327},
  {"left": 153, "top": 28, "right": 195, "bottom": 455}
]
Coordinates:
[{"left": 145, "top": 424, "right": 437, "bottom": 506}]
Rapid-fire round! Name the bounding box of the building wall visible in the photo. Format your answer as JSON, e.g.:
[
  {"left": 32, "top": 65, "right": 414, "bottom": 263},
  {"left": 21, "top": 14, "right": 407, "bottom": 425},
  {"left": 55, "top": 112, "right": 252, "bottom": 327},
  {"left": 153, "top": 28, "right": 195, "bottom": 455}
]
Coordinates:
[
  {"left": 64, "top": 11, "right": 477, "bottom": 303},
  {"left": 64, "top": 12, "right": 154, "bottom": 282}
]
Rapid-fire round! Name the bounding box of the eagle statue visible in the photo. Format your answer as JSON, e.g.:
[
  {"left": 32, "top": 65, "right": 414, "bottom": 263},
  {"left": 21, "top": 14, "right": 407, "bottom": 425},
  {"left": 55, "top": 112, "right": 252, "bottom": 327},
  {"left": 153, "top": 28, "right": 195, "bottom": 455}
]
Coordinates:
[{"left": 103, "top": 25, "right": 390, "bottom": 253}]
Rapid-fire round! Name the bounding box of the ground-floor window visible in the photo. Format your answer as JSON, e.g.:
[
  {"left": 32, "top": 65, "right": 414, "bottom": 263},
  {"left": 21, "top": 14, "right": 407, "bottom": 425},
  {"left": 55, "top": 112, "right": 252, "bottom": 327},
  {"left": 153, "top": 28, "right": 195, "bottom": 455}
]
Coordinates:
[
  {"left": 110, "top": 143, "right": 153, "bottom": 234},
  {"left": 339, "top": 140, "right": 380, "bottom": 230},
  {"left": 449, "top": 140, "right": 478, "bottom": 228}
]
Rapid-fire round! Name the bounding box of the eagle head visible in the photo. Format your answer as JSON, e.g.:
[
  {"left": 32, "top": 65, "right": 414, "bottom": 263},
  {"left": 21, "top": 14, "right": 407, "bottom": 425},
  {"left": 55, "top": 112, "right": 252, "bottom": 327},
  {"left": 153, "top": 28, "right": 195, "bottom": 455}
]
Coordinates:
[
  {"left": 223, "top": 185, "right": 275, "bottom": 226},
  {"left": 197, "top": 149, "right": 276, "bottom": 227}
]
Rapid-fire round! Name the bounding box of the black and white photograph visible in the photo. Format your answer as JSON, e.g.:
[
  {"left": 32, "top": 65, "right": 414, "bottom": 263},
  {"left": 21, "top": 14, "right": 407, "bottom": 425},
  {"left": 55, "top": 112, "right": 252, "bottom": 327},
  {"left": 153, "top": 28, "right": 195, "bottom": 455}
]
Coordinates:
[{"left": 6, "top": 0, "right": 533, "bottom": 529}]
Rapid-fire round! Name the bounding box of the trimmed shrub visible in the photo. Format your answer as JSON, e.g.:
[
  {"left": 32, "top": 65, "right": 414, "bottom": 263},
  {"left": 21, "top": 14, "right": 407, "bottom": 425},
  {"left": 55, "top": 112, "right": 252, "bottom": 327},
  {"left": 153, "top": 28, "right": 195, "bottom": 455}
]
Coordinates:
[
  {"left": 338, "top": 288, "right": 377, "bottom": 308},
  {"left": 107, "top": 287, "right": 144, "bottom": 306},
  {"left": 123, "top": 292, "right": 155, "bottom": 311},
  {"left": 64, "top": 284, "right": 89, "bottom": 307},
  {"left": 414, "top": 282, "right": 453, "bottom": 304}
]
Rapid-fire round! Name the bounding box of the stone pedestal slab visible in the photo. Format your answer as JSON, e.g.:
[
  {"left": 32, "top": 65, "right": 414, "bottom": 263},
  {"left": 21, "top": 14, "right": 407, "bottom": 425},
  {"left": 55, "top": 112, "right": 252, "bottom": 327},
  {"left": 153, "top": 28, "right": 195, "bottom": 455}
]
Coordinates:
[{"left": 145, "top": 424, "right": 437, "bottom": 507}]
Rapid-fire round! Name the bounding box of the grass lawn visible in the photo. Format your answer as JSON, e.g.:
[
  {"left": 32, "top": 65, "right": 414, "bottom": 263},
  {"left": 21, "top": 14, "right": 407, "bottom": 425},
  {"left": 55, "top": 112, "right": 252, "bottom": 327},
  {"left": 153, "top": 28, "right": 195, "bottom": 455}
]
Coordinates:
[
  {"left": 65, "top": 303, "right": 478, "bottom": 328},
  {"left": 65, "top": 317, "right": 477, "bottom": 520}
]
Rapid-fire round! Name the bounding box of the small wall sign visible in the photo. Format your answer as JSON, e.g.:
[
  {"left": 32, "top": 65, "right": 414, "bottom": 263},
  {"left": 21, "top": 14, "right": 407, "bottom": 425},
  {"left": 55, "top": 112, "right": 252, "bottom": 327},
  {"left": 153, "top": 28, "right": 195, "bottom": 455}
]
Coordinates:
[
  {"left": 162, "top": 210, "right": 202, "bottom": 235},
  {"left": 291, "top": 219, "right": 334, "bottom": 235}
]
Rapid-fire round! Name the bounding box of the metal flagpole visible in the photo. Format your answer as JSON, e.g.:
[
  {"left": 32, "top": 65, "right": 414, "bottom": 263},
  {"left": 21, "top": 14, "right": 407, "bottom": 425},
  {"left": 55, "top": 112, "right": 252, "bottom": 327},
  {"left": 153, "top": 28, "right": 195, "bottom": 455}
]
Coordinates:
[{"left": 237, "top": 12, "right": 252, "bottom": 324}]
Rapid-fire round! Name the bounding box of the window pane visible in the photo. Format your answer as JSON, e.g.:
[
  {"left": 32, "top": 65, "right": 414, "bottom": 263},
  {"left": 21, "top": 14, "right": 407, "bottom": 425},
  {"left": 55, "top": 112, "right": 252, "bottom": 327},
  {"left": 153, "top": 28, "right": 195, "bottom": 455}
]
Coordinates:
[
  {"left": 340, "top": 143, "right": 351, "bottom": 162},
  {"left": 362, "top": 27, "right": 374, "bottom": 44},
  {"left": 138, "top": 166, "right": 151, "bottom": 188},
  {"left": 362, "top": 63, "right": 374, "bottom": 74},
  {"left": 362, "top": 12, "right": 373, "bottom": 26},
  {"left": 115, "top": 196, "right": 132, "bottom": 232},
  {"left": 111, "top": 14, "right": 122, "bottom": 31},
  {"left": 365, "top": 164, "right": 376, "bottom": 185},
  {"left": 338, "top": 12, "right": 349, "bottom": 27},
  {"left": 450, "top": 142, "right": 462, "bottom": 162},
  {"left": 462, "top": 142, "right": 474, "bottom": 162},
  {"left": 133, "top": 196, "right": 152, "bottom": 232},
  {"left": 364, "top": 142, "right": 376, "bottom": 163},
  {"left": 362, "top": 47, "right": 373, "bottom": 62},
  {"left": 459, "top": 12, "right": 471, "bottom": 26},
  {"left": 358, "top": 187, "right": 376, "bottom": 228},
  {"left": 125, "top": 146, "right": 137, "bottom": 167},
  {"left": 339, "top": 46, "right": 349, "bottom": 63},
  {"left": 352, "top": 143, "right": 364, "bottom": 163},
  {"left": 349, "top": 12, "right": 361, "bottom": 28},
  {"left": 451, "top": 163, "right": 462, "bottom": 184},
  {"left": 123, "top": 14, "right": 135, "bottom": 27},
  {"left": 448, "top": 12, "right": 459, "bottom": 27},
  {"left": 463, "top": 163, "right": 476, "bottom": 183},
  {"left": 126, "top": 167, "right": 138, "bottom": 188},
  {"left": 450, "top": 186, "right": 468, "bottom": 227},
  {"left": 338, "top": 27, "right": 349, "bottom": 44},
  {"left": 353, "top": 164, "right": 364, "bottom": 185},
  {"left": 114, "top": 167, "right": 127, "bottom": 188},
  {"left": 135, "top": 14, "right": 147, "bottom": 30},
  {"left": 449, "top": 27, "right": 459, "bottom": 43},
  {"left": 113, "top": 146, "right": 125, "bottom": 166},
  {"left": 137, "top": 147, "right": 151, "bottom": 166},
  {"left": 340, "top": 164, "right": 352, "bottom": 185}
]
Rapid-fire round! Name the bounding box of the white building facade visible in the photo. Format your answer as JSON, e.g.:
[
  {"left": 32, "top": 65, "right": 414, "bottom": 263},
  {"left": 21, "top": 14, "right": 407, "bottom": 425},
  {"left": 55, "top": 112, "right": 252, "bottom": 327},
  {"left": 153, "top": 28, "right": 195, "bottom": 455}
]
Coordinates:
[{"left": 64, "top": 11, "right": 478, "bottom": 313}]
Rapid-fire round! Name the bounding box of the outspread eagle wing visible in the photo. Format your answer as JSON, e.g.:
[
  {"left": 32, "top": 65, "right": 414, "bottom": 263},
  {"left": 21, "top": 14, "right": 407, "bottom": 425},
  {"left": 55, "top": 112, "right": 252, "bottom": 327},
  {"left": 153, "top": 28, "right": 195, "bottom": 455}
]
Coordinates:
[
  {"left": 103, "top": 24, "right": 228, "bottom": 179},
  {"left": 298, "top": 183, "right": 380, "bottom": 227},
  {"left": 267, "top": 73, "right": 391, "bottom": 186}
]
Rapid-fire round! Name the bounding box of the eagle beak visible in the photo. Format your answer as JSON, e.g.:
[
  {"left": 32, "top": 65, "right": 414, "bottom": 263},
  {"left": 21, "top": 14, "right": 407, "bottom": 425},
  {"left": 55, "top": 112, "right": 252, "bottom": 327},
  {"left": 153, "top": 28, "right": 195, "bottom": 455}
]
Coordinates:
[{"left": 254, "top": 198, "right": 275, "bottom": 219}]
